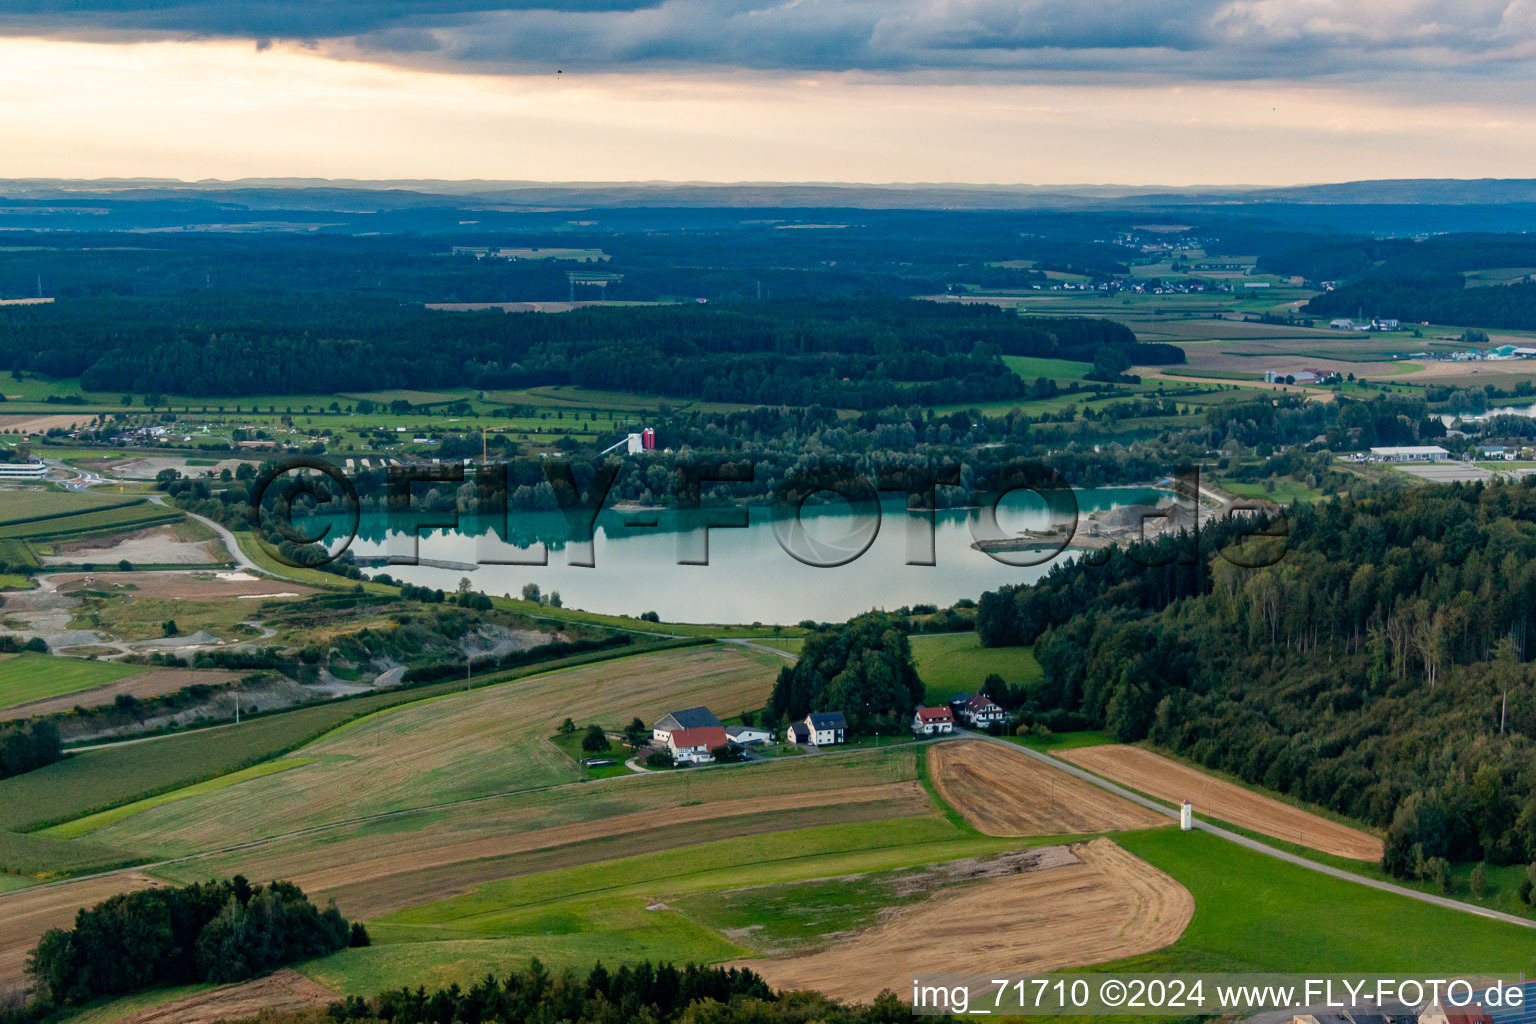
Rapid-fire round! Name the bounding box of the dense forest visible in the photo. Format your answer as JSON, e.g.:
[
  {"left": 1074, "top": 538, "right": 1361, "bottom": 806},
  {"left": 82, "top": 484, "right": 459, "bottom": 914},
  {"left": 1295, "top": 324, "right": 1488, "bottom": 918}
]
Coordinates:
[
  {"left": 978, "top": 480, "right": 1536, "bottom": 876},
  {"left": 1305, "top": 277, "right": 1536, "bottom": 332},
  {"left": 0, "top": 295, "right": 1174, "bottom": 406},
  {"left": 25, "top": 877, "right": 363, "bottom": 1009},
  {"left": 768, "top": 613, "right": 925, "bottom": 732},
  {"left": 312, "top": 959, "right": 919, "bottom": 1024}
]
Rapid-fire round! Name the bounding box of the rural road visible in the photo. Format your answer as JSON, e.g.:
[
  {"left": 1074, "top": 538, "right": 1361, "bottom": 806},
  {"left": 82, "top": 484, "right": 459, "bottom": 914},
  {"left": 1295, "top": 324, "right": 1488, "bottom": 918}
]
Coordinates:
[{"left": 956, "top": 728, "right": 1536, "bottom": 932}]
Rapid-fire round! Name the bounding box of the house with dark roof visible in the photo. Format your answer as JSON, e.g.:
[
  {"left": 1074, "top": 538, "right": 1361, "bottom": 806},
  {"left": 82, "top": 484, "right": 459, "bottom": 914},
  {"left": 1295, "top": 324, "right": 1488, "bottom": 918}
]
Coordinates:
[
  {"left": 725, "top": 725, "right": 773, "bottom": 746},
  {"left": 788, "top": 722, "right": 811, "bottom": 745},
  {"left": 667, "top": 725, "right": 729, "bottom": 765},
  {"left": 652, "top": 706, "right": 722, "bottom": 745},
  {"left": 804, "top": 711, "right": 847, "bottom": 745}
]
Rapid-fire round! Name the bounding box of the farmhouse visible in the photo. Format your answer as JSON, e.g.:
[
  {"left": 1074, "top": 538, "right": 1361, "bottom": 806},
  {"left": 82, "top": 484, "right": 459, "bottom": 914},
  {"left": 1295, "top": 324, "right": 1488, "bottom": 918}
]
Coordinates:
[
  {"left": 957, "top": 694, "right": 1008, "bottom": 727},
  {"left": 725, "top": 725, "right": 773, "bottom": 746},
  {"left": 667, "top": 725, "right": 728, "bottom": 765},
  {"left": 912, "top": 706, "right": 955, "bottom": 735},
  {"left": 1368, "top": 445, "right": 1451, "bottom": 463},
  {"left": 652, "top": 706, "right": 722, "bottom": 744}
]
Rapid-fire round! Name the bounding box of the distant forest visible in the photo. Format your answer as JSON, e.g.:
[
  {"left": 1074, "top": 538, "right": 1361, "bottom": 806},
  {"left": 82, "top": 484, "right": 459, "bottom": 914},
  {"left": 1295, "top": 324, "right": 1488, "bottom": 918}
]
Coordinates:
[
  {"left": 978, "top": 481, "right": 1536, "bottom": 876},
  {"left": 0, "top": 295, "right": 1178, "bottom": 406}
]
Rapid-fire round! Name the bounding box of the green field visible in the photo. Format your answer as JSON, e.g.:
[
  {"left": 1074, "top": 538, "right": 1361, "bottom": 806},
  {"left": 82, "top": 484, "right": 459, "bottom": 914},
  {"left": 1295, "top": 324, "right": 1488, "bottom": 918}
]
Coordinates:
[
  {"left": 1110, "top": 828, "right": 1536, "bottom": 972},
  {"left": 0, "top": 538, "right": 36, "bottom": 567},
  {"left": 1218, "top": 478, "right": 1326, "bottom": 503},
  {"left": 0, "top": 827, "right": 141, "bottom": 878},
  {"left": 0, "top": 653, "right": 144, "bottom": 710},
  {"left": 1002, "top": 355, "right": 1095, "bottom": 381},
  {"left": 0, "top": 641, "right": 695, "bottom": 833},
  {"left": 0, "top": 502, "right": 181, "bottom": 542},
  {"left": 910, "top": 633, "right": 1041, "bottom": 702},
  {"left": 306, "top": 816, "right": 1016, "bottom": 994},
  {"left": 0, "top": 489, "right": 140, "bottom": 526}
]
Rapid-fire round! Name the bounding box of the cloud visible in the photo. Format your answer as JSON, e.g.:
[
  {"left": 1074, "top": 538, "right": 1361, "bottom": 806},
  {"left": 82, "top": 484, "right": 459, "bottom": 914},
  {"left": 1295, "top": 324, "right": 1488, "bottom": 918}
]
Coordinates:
[{"left": 1, "top": 0, "right": 1535, "bottom": 82}]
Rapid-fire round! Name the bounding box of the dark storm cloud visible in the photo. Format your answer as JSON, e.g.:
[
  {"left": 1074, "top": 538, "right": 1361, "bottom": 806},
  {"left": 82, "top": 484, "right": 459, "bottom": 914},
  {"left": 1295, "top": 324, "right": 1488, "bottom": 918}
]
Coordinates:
[{"left": 0, "top": 0, "right": 1532, "bottom": 80}]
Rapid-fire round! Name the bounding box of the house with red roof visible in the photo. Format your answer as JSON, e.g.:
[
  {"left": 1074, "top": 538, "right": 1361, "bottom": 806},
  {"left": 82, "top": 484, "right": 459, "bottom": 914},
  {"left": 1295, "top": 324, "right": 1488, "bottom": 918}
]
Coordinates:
[
  {"left": 912, "top": 705, "right": 954, "bottom": 735},
  {"left": 666, "top": 725, "right": 729, "bottom": 764}
]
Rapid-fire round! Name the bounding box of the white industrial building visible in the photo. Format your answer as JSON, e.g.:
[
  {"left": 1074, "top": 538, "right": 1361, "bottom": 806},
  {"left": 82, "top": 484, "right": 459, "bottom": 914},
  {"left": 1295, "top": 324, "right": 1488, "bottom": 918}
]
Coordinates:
[
  {"left": 1368, "top": 446, "right": 1450, "bottom": 463},
  {"left": 0, "top": 460, "right": 47, "bottom": 479}
]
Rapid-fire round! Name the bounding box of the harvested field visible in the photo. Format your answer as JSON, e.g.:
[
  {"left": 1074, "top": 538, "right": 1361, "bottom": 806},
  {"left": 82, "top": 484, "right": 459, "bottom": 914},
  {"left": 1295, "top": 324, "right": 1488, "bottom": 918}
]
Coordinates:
[
  {"left": 85, "top": 645, "right": 782, "bottom": 853},
  {"left": 52, "top": 571, "right": 313, "bottom": 601},
  {"left": 95, "top": 969, "right": 335, "bottom": 1024},
  {"left": 151, "top": 748, "right": 921, "bottom": 886},
  {"left": 744, "top": 838, "right": 1193, "bottom": 1003},
  {"left": 292, "top": 782, "right": 924, "bottom": 915},
  {"left": 928, "top": 740, "right": 1167, "bottom": 836},
  {"left": 0, "top": 414, "right": 95, "bottom": 433},
  {"left": 0, "top": 667, "right": 240, "bottom": 721},
  {"left": 0, "top": 872, "right": 161, "bottom": 987},
  {"left": 1061, "top": 745, "right": 1383, "bottom": 861}
]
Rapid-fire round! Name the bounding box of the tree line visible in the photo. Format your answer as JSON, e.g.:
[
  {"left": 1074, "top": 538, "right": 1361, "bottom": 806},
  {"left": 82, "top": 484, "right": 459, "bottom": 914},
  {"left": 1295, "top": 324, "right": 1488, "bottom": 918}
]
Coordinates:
[{"left": 977, "top": 480, "right": 1536, "bottom": 876}]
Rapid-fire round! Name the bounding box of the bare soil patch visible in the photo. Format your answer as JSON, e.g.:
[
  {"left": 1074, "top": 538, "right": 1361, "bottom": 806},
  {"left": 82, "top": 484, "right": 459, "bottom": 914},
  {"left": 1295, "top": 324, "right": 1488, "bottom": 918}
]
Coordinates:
[
  {"left": 109, "top": 969, "right": 335, "bottom": 1024},
  {"left": 1061, "top": 745, "right": 1383, "bottom": 861},
  {"left": 929, "top": 741, "right": 1167, "bottom": 836},
  {"left": 743, "top": 838, "right": 1192, "bottom": 1003},
  {"left": 0, "top": 414, "right": 95, "bottom": 433},
  {"left": 42, "top": 527, "right": 220, "bottom": 566},
  {"left": 0, "top": 873, "right": 161, "bottom": 987},
  {"left": 0, "top": 668, "right": 240, "bottom": 722},
  {"left": 53, "top": 571, "right": 313, "bottom": 601}
]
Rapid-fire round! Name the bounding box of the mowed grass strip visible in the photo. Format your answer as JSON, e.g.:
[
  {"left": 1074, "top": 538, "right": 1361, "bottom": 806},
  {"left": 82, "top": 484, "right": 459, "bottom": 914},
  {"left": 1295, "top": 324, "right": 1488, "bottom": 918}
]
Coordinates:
[
  {"left": 0, "top": 640, "right": 698, "bottom": 833},
  {"left": 911, "top": 632, "right": 1041, "bottom": 702},
  {"left": 0, "top": 653, "right": 144, "bottom": 711},
  {"left": 39, "top": 758, "right": 317, "bottom": 840}
]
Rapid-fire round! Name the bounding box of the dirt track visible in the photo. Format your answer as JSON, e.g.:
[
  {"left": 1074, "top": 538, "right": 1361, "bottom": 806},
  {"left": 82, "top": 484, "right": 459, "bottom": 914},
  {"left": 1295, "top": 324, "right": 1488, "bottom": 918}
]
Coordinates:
[
  {"left": 744, "top": 838, "right": 1193, "bottom": 1003},
  {"left": 1060, "top": 745, "right": 1383, "bottom": 861},
  {"left": 107, "top": 969, "right": 334, "bottom": 1023},
  {"left": 52, "top": 571, "right": 312, "bottom": 601},
  {"left": 929, "top": 741, "right": 1167, "bottom": 836},
  {"left": 0, "top": 668, "right": 240, "bottom": 722}
]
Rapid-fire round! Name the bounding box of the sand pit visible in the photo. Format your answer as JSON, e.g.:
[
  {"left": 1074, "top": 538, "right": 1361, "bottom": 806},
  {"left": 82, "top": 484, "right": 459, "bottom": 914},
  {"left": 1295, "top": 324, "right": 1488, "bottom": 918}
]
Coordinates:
[
  {"left": 0, "top": 668, "right": 240, "bottom": 722},
  {"left": 0, "top": 873, "right": 162, "bottom": 987},
  {"left": 106, "top": 968, "right": 335, "bottom": 1023},
  {"left": 744, "top": 838, "right": 1193, "bottom": 1003},
  {"left": 53, "top": 571, "right": 312, "bottom": 601},
  {"left": 42, "top": 526, "right": 222, "bottom": 566},
  {"left": 1061, "top": 745, "right": 1383, "bottom": 861},
  {"left": 928, "top": 741, "right": 1167, "bottom": 836}
]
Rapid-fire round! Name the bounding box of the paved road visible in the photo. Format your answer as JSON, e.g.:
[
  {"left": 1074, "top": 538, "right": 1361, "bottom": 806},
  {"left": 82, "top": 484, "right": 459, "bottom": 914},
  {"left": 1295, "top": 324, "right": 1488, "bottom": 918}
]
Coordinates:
[{"left": 955, "top": 727, "right": 1536, "bottom": 932}]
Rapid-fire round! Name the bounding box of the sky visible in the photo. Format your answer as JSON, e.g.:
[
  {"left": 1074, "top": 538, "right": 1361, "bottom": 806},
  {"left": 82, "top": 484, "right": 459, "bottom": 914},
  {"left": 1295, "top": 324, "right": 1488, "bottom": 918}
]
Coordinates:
[{"left": 1, "top": 0, "right": 1535, "bottom": 184}]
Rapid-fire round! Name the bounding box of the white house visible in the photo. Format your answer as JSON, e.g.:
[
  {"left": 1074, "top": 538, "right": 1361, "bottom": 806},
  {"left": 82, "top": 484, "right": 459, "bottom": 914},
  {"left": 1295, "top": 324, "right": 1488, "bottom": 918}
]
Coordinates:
[
  {"left": 667, "top": 725, "right": 728, "bottom": 765},
  {"left": 725, "top": 725, "right": 773, "bottom": 746},
  {"left": 786, "top": 712, "right": 846, "bottom": 746},
  {"left": 912, "top": 706, "right": 955, "bottom": 736},
  {"left": 958, "top": 695, "right": 1008, "bottom": 727},
  {"left": 652, "top": 706, "right": 722, "bottom": 745}
]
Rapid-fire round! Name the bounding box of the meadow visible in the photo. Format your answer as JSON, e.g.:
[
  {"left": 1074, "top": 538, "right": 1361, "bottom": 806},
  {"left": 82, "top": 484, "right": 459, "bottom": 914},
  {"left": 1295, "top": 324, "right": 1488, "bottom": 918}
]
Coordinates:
[
  {"left": 0, "top": 652, "right": 145, "bottom": 711},
  {"left": 910, "top": 632, "right": 1041, "bottom": 702},
  {"left": 0, "top": 502, "right": 182, "bottom": 542},
  {"left": 0, "top": 640, "right": 696, "bottom": 833},
  {"left": 0, "top": 489, "right": 140, "bottom": 527},
  {"left": 77, "top": 644, "right": 779, "bottom": 855}
]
